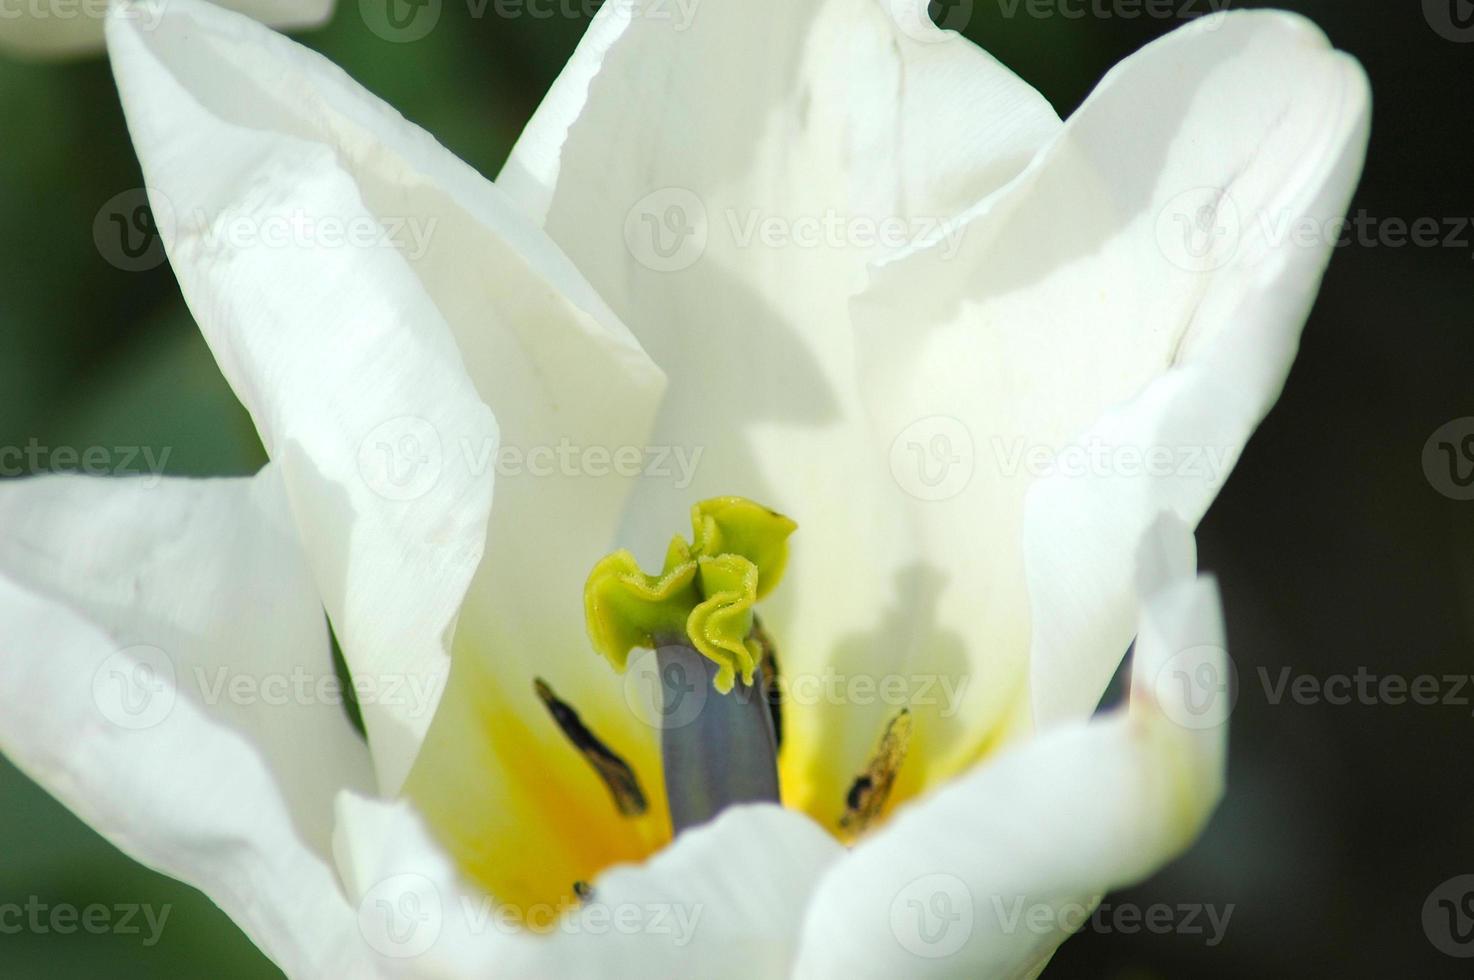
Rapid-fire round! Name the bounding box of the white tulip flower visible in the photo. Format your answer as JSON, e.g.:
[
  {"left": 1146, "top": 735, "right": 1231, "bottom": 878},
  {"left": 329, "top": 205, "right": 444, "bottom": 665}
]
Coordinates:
[{"left": 0, "top": 0, "right": 1368, "bottom": 976}]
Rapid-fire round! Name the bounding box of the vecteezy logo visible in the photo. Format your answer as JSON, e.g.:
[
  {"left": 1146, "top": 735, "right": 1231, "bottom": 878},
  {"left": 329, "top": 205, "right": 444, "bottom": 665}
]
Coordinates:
[
  {"left": 1155, "top": 187, "right": 1241, "bottom": 273},
  {"left": 1424, "top": 875, "right": 1474, "bottom": 957},
  {"left": 886, "top": 0, "right": 974, "bottom": 42},
  {"left": 1423, "top": 418, "right": 1474, "bottom": 500},
  {"left": 1154, "top": 645, "right": 1237, "bottom": 730},
  {"left": 623, "top": 188, "right": 708, "bottom": 272},
  {"left": 1425, "top": 0, "right": 1474, "bottom": 41},
  {"left": 889, "top": 416, "right": 975, "bottom": 501},
  {"left": 357, "top": 416, "right": 444, "bottom": 502},
  {"left": 890, "top": 873, "right": 973, "bottom": 959},
  {"left": 92, "top": 645, "right": 177, "bottom": 730},
  {"left": 623, "top": 645, "right": 709, "bottom": 730},
  {"left": 359, "top": 873, "right": 442, "bottom": 959},
  {"left": 93, "top": 188, "right": 175, "bottom": 273},
  {"left": 359, "top": 0, "right": 442, "bottom": 43}
]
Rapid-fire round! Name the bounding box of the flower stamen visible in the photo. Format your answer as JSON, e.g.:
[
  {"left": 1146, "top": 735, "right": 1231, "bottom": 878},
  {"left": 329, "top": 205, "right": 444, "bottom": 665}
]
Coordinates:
[
  {"left": 533, "top": 677, "right": 649, "bottom": 817},
  {"left": 839, "top": 709, "right": 913, "bottom": 839},
  {"left": 751, "top": 615, "right": 784, "bottom": 749}
]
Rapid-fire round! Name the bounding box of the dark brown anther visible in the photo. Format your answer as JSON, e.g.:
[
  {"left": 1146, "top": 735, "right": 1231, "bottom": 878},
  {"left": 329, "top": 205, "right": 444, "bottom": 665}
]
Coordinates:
[
  {"left": 839, "top": 709, "right": 913, "bottom": 836},
  {"left": 534, "top": 677, "right": 649, "bottom": 817}
]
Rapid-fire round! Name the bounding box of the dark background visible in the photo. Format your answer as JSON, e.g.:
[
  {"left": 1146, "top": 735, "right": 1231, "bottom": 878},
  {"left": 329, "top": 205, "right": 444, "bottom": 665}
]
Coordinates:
[{"left": 0, "top": 0, "right": 1469, "bottom": 976}]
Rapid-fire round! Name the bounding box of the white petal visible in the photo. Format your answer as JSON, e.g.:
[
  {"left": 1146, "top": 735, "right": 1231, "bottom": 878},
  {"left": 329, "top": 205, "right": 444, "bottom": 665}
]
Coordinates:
[
  {"left": 109, "top": 0, "right": 667, "bottom": 877},
  {"left": 0, "top": 467, "right": 374, "bottom": 976},
  {"left": 848, "top": 11, "right": 1369, "bottom": 764},
  {"left": 334, "top": 794, "right": 844, "bottom": 977},
  {"left": 792, "top": 516, "right": 1228, "bottom": 977},
  {"left": 110, "top": 0, "right": 500, "bottom": 790},
  {"left": 0, "top": 0, "right": 333, "bottom": 59},
  {"left": 499, "top": 0, "right": 1061, "bottom": 828},
  {"left": 500, "top": 0, "right": 1059, "bottom": 227},
  {"left": 1020, "top": 12, "right": 1370, "bottom": 730}
]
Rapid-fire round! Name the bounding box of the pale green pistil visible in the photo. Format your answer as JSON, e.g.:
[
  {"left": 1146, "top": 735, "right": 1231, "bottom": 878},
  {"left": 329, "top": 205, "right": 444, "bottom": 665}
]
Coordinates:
[
  {"left": 583, "top": 497, "right": 796, "bottom": 692},
  {"left": 583, "top": 497, "right": 796, "bottom": 832}
]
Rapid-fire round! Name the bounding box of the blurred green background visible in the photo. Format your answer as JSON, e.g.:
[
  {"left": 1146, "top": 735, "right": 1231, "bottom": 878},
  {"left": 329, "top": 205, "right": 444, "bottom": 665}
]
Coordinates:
[{"left": 1, "top": 0, "right": 1470, "bottom": 976}]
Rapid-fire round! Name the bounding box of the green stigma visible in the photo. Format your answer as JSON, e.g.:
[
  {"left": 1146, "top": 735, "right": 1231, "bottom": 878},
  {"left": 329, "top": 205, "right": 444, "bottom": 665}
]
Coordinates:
[{"left": 584, "top": 497, "right": 796, "bottom": 693}]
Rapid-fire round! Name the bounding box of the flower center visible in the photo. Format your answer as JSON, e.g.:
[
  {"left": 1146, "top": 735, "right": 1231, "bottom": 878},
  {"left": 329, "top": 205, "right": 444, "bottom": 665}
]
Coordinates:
[{"left": 583, "top": 497, "right": 795, "bottom": 832}]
